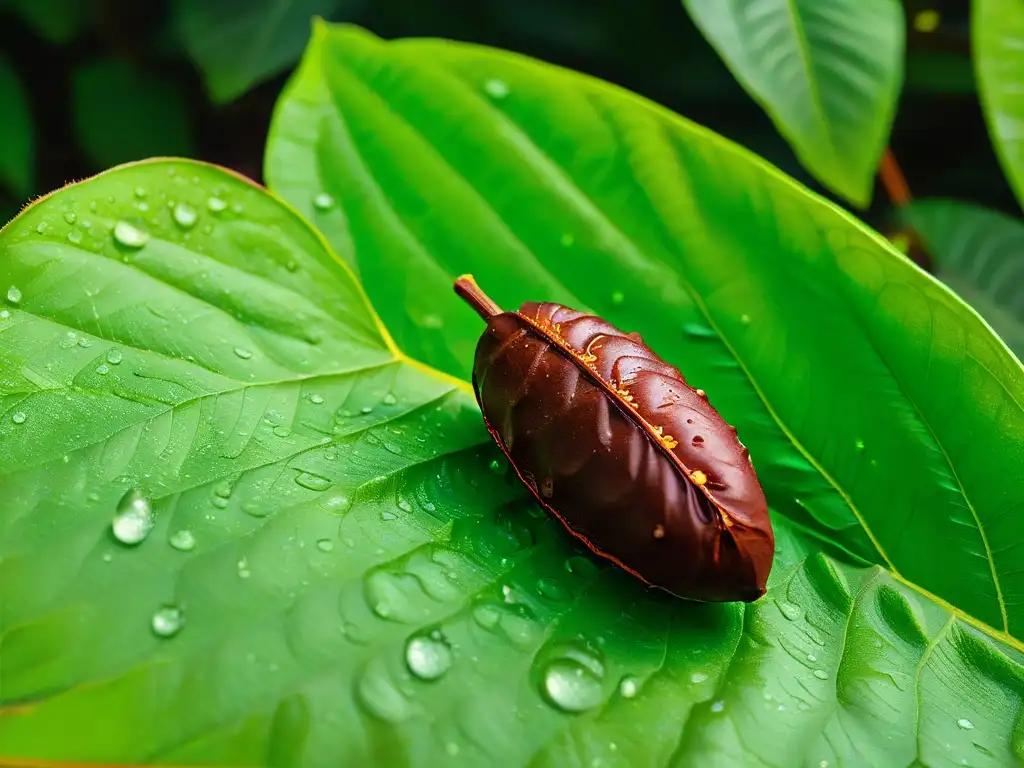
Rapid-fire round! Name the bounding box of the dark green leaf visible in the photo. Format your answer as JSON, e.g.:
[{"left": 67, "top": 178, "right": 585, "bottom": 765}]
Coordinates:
[
  {"left": 0, "top": 56, "right": 33, "bottom": 199},
  {"left": 681, "top": 0, "right": 904, "bottom": 207},
  {"left": 903, "top": 199, "right": 1024, "bottom": 360},
  {"left": 173, "top": 0, "right": 353, "bottom": 103},
  {"left": 12, "top": 0, "right": 92, "bottom": 44},
  {"left": 905, "top": 48, "right": 975, "bottom": 94},
  {"left": 72, "top": 59, "right": 195, "bottom": 171},
  {"left": 974, "top": 0, "right": 1024, "bottom": 210}
]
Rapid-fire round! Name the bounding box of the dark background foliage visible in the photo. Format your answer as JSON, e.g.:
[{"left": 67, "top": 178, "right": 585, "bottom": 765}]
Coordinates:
[{"left": 0, "top": 0, "right": 1013, "bottom": 240}]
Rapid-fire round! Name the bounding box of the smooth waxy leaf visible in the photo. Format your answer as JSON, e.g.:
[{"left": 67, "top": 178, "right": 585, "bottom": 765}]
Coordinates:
[
  {"left": 0, "top": 56, "right": 33, "bottom": 199},
  {"left": 172, "top": 0, "right": 359, "bottom": 103},
  {"left": 262, "top": 23, "right": 1024, "bottom": 761},
  {"left": 680, "top": 0, "right": 904, "bottom": 207},
  {"left": 72, "top": 59, "right": 194, "bottom": 171},
  {"left": 903, "top": 199, "right": 1024, "bottom": 360},
  {"left": 974, "top": 0, "right": 1024, "bottom": 211}
]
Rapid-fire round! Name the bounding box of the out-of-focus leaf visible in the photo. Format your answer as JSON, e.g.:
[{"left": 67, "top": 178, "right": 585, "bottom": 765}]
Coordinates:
[
  {"left": 173, "top": 0, "right": 356, "bottom": 103},
  {"left": 0, "top": 56, "right": 33, "bottom": 199},
  {"left": 974, "top": 0, "right": 1024, "bottom": 210},
  {"left": 682, "top": 0, "right": 904, "bottom": 207},
  {"left": 12, "top": 0, "right": 92, "bottom": 44},
  {"left": 71, "top": 59, "right": 194, "bottom": 171},
  {"left": 905, "top": 48, "right": 975, "bottom": 94},
  {"left": 904, "top": 199, "right": 1024, "bottom": 360}
]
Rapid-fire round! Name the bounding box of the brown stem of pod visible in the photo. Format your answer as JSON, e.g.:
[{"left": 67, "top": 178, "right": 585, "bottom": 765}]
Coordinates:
[{"left": 455, "top": 274, "right": 503, "bottom": 319}]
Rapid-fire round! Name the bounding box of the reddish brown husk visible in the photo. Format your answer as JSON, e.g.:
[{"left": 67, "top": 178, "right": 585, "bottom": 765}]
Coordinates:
[{"left": 454, "top": 275, "right": 774, "bottom": 603}]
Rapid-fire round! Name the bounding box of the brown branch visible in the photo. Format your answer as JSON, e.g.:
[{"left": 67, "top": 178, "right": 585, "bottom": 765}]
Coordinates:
[{"left": 879, "top": 146, "right": 912, "bottom": 207}]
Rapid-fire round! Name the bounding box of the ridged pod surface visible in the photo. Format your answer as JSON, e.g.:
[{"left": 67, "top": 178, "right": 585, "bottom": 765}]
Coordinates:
[{"left": 455, "top": 276, "right": 774, "bottom": 602}]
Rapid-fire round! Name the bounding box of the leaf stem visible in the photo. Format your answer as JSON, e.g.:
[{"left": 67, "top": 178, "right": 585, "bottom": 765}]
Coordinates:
[
  {"left": 454, "top": 274, "right": 503, "bottom": 319},
  {"left": 879, "top": 146, "right": 912, "bottom": 207}
]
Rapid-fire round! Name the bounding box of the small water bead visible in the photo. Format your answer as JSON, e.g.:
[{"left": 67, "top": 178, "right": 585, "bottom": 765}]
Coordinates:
[
  {"left": 484, "top": 78, "right": 510, "bottom": 98},
  {"left": 312, "top": 193, "right": 335, "bottom": 211},
  {"left": 233, "top": 347, "right": 252, "bottom": 360},
  {"left": 207, "top": 196, "right": 228, "bottom": 212},
  {"left": 710, "top": 700, "right": 726, "bottom": 713},
  {"left": 151, "top": 605, "right": 184, "bottom": 638},
  {"left": 777, "top": 600, "right": 804, "bottom": 621},
  {"left": 611, "top": 290, "right": 625, "bottom": 305},
  {"left": 619, "top": 676, "right": 640, "bottom": 698},
  {"left": 690, "top": 671, "right": 709, "bottom": 684},
  {"left": 309, "top": 393, "right": 325, "bottom": 405},
  {"left": 169, "top": 529, "right": 196, "bottom": 551},
  {"left": 0, "top": 310, "right": 9, "bottom": 320},
  {"left": 317, "top": 538, "right": 335, "bottom": 552},
  {"left": 560, "top": 233, "right": 575, "bottom": 247},
  {"left": 423, "top": 501, "right": 436, "bottom": 513},
  {"left": 111, "top": 488, "right": 155, "bottom": 545},
  {"left": 96, "top": 364, "right": 110, "bottom": 375},
  {"left": 536, "top": 577, "right": 569, "bottom": 602},
  {"left": 812, "top": 669, "right": 828, "bottom": 680},
  {"left": 360, "top": 405, "right": 374, "bottom": 415},
  {"left": 237, "top": 557, "right": 251, "bottom": 578},
  {"left": 294, "top": 471, "right": 332, "bottom": 491},
  {"left": 78, "top": 337, "right": 93, "bottom": 348},
  {"left": 273, "top": 425, "right": 292, "bottom": 438},
  {"left": 382, "top": 392, "right": 398, "bottom": 406},
  {"left": 11, "top": 412, "right": 26, "bottom": 425},
  {"left": 67, "top": 229, "right": 83, "bottom": 245},
  {"left": 173, "top": 202, "right": 198, "bottom": 229},
  {"left": 489, "top": 459, "right": 503, "bottom": 473},
  {"left": 63, "top": 210, "right": 77, "bottom": 224},
  {"left": 102, "top": 552, "right": 113, "bottom": 563},
  {"left": 6, "top": 285, "right": 22, "bottom": 304},
  {"left": 106, "top": 348, "right": 123, "bottom": 365},
  {"left": 541, "top": 659, "right": 605, "bottom": 713},
  {"left": 405, "top": 631, "right": 453, "bottom": 681},
  {"left": 381, "top": 511, "right": 397, "bottom": 522},
  {"left": 956, "top": 718, "right": 974, "bottom": 730},
  {"left": 212, "top": 496, "right": 229, "bottom": 509},
  {"left": 113, "top": 219, "right": 150, "bottom": 249},
  {"left": 134, "top": 186, "right": 147, "bottom": 198},
  {"left": 807, "top": 653, "right": 817, "bottom": 662},
  {"left": 397, "top": 498, "right": 413, "bottom": 513}
]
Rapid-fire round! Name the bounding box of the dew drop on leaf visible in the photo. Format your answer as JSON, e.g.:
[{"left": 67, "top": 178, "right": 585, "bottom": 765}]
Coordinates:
[
  {"left": 710, "top": 700, "right": 726, "bottom": 713},
  {"left": 309, "top": 393, "right": 325, "bottom": 405},
  {"left": 956, "top": 718, "right": 974, "bottom": 730},
  {"left": 356, "top": 660, "right": 414, "bottom": 723},
  {"left": 489, "top": 459, "right": 503, "bottom": 473},
  {"left": 207, "top": 196, "right": 227, "bottom": 212},
  {"left": 541, "top": 658, "right": 605, "bottom": 713},
  {"left": 484, "top": 78, "right": 510, "bottom": 98},
  {"left": 317, "top": 538, "right": 335, "bottom": 552},
  {"left": 294, "top": 471, "right": 332, "bottom": 492},
  {"left": 397, "top": 499, "right": 412, "bottom": 513},
  {"left": 11, "top": 411, "right": 26, "bottom": 425},
  {"left": 134, "top": 186, "right": 147, "bottom": 198},
  {"left": 237, "top": 557, "right": 251, "bottom": 578},
  {"left": 381, "top": 511, "right": 397, "bottom": 522},
  {"left": 405, "top": 631, "right": 453, "bottom": 681},
  {"left": 536, "top": 577, "right": 569, "bottom": 602},
  {"left": 618, "top": 676, "right": 640, "bottom": 698},
  {"left": 682, "top": 322, "right": 716, "bottom": 339},
  {"left": 812, "top": 669, "right": 828, "bottom": 680},
  {"left": 113, "top": 219, "right": 150, "bottom": 249},
  {"left": 67, "top": 229, "right": 82, "bottom": 245},
  {"left": 312, "top": 193, "right": 335, "bottom": 211},
  {"left": 173, "top": 202, "right": 198, "bottom": 229},
  {"left": 6, "top": 285, "right": 22, "bottom": 304},
  {"left": 111, "top": 488, "right": 154, "bottom": 545},
  {"left": 212, "top": 496, "right": 229, "bottom": 509},
  {"left": 96, "top": 364, "right": 110, "bottom": 375},
  {"left": 169, "top": 529, "right": 196, "bottom": 552},
  {"left": 63, "top": 210, "right": 77, "bottom": 224},
  {"left": 472, "top": 604, "right": 501, "bottom": 630},
  {"left": 776, "top": 600, "right": 804, "bottom": 622},
  {"left": 382, "top": 392, "right": 398, "bottom": 406},
  {"left": 690, "top": 671, "right": 709, "bottom": 684},
  {"left": 611, "top": 290, "right": 625, "bottom": 304},
  {"left": 151, "top": 605, "right": 184, "bottom": 638},
  {"left": 106, "top": 348, "right": 123, "bottom": 365},
  {"left": 233, "top": 347, "right": 252, "bottom": 360}
]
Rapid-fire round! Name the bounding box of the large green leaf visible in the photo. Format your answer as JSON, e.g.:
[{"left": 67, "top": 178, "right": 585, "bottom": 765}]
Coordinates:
[
  {"left": 903, "top": 199, "right": 1024, "bottom": 361},
  {"left": 0, "top": 56, "right": 33, "bottom": 199},
  {"left": 680, "top": 0, "right": 904, "bottom": 207},
  {"left": 974, "top": 0, "right": 1024, "bottom": 211},
  {"left": 172, "top": 0, "right": 359, "bottom": 103}
]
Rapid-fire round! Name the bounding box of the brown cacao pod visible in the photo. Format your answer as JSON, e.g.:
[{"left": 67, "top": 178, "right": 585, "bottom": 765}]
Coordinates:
[{"left": 454, "top": 275, "right": 774, "bottom": 603}]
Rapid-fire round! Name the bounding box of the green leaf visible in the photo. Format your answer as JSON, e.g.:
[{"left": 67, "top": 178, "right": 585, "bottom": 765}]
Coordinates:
[
  {"left": 974, "top": 0, "right": 1024, "bottom": 211},
  {"left": 12, "top": 0, "right": 92, "bottom": 44},
  {"left": 0, "top": 56, "right": 33, "bottom": 199},
  {"left": 903, "top": 199, "right": 1024, "bottom": 360},
  {"left": 905, "top": 48, "right": 975, "bottom": 95},
  {"left": 680, "top": 0, "right": 904, "bottom": 207},
  {"left": 173, "top": 0, "right": 352, "bottom": 103},
  {"left": 72, "top": 59, "right": 195, "bottom": 171}
]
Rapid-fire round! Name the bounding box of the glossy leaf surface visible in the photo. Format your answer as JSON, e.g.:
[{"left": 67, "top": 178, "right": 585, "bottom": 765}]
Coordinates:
[
  {"left": 903, "top": 199, "right": 1024, "bottom": 360},
  {"left": 681, "top": 0, "right": 904, "bottom": 207},
  {"left": 974, "top": 0, "right": 1024, "bottom": 210},
  {"left": 0, "top": 56, "right": 33, "bottom": 198}
]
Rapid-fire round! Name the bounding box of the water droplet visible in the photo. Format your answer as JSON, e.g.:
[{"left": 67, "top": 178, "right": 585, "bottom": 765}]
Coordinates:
[
  {"left": 445, "top": 743, "right": 460, "bottom": 756},
  {"left": 690, "top": 671, "right": 708, "bottom": 684},
  {"left": 360, "top": 405, "right": 374, "bottom": 414},
  {"left": 212, "top": 496, "right": 229, "bottom": 509},
  {"left": 111, "top": 488, "right": 154, "bottom": 545},
  {"left": 106, "top": 348, "right": 123, "bottom": 365},
  {"left": 101, "top": 552, "right": 113, "bottom": 563},
  {"left": 381, "top": 511, "right": 397, "bottom": 521},
  {"left": 807, "top": 653, "right": 817, "bottom": 662},
  {"left": 312, "top": 193, "right": 335, "bottom": 211},
  {"left": 473, "top": 604, "right": 501, "bottom": 629},
  {"left": 397, "top": 499, "right": 412, "bottom": 513},
  {"left": 317, "top": 538, "right": 334, "bottom": 552},
  {"left": 96, "top": 364, "right": 110, "bottom": 375},
  {"left": 11, "top": 411, "right": 26, "bottom": 425},
  {"left": 6, "top": 286, "right": 22, "bottom": 304},
  {"left": 683, "top": 322, "right": 716, "bottom": 338},
  {"left": 812, "top": 669, "right": 828, "bottom": 680},
  {"left": 536, "top": 577, "right": 569, "bottom": 601},
  {"left": 134, "top": 186, "right": 147, "bottom": 198},
  {"left": 405, "top": 631, "right": 453, "bottom": 681},
  {"left": 611, "top": 290, "right": 625, "bottom": 304},
  {"left": 295, "top": 471, "right": 332, "bottom": 491},
  {"left": 78, "top": 337, "right": 92, "bottom": 347},
  {"left": 63, "top": 210, "right": 77, "bottom": 224},
  {"left": 169, "top": 529, "right": 196, "bottom": 551},
  {"left": 710, "top": 700, "right": 726, "bottom": 713},
  {"left": 484, "top": 78, "right": 510, "bottom": 98},
  {"left": 855, "top": 439, "right": 865, "bottom": 451},
  {"left": 320, "top": 494, "right": 349, "bottom": 513},
  {"left": 0, "top": 309, "right": 9, "bottom": 320},
  {"left": 956, "top": 718, "right": 974, "bottom": 730},
  {"left": 382, "top": 392, "right": 397, "bottom": 406},
  {"left": 541, "top": 659, "right": 605, "bottom": 713},
  {"left": 619, "top": 676, "right": 640, "bottom": 698},
  {"left": 273, "top": 425, "right": 292, "bottom": 438},
  {"left": 113, "top": 219, "right": 150, "bottom": 249},
  {"left": 173, "top": 202, "right": 198, "bottom": 229},
  {"left": 67, "top": 229, "right": 82, "bottom": 245},
  {"left": 740, "top": 314, "right": 751, "bottom": 325},
  {"left": 151, "top": 605, "right": 184, "bottom": 637},
  {"left": 232, "top": 203, "right": 244, "bottom": 214},
  {"left": 560, "top": 232, "right": 575, "bottom": 247},
  {"left": 309, "top": 393, "right": 325, "bottom": 405},
  {"left": 207, "top": 196, "right": 227, "bottom": 212},
  {"left": 356, "top": 659, "right": 414, "bottom": 722},
  {"left": 489, "top": 459, "right": 503, "bottom": 473},
  {"left": 233, "top": 347, "right": 252, "bottom": 360},
  {"left": 237, "top": 557, "right": 251, "bottom": 578},
  {"left": 423, "top": 501, "right": 436, "bottom": 513},
  {"left": 777, "top": 600, "right": 804, "bottom": 621}
]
